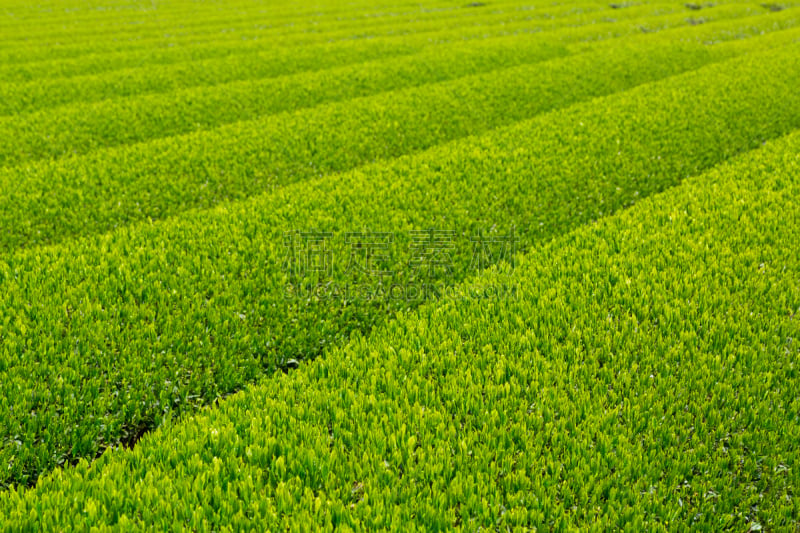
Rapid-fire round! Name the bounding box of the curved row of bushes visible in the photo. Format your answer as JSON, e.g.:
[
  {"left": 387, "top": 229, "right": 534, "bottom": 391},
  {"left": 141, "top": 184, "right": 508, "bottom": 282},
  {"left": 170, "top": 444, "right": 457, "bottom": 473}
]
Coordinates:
[
  {"left": 0, "top": 37, "right": 764, "bottom": 251},
  {"left": 0, "top": 0, "right": 741, "bottom": 86},
  {"left": 4, "top": 6, "right": 798, "bottom": 148},
  {"left": 2, "top": 106, "right": 798, "bottom": 532},
  {"left": 0, "top": 0, "right": 577, "bottom": 47},
  {"left": 0, "top": 0, "right": 658, "bottom": 65},
  {"left": 1, "top": 42, "right": 799, "bottom": 488}
]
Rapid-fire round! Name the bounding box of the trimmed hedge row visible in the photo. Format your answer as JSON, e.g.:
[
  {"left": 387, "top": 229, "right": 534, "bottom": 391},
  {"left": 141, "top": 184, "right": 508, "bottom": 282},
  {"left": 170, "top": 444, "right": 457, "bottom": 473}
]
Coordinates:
[
  {"left": 0, "top": 0, "right": 576, "bottom": 47},
  {"left": 8, "top": 9, "right": 781, "bottom": 164},
  {"left": 1, "top": 43, "right": 799, "bottom": 488},
  {"left": 0, "top": 0, "right": 606, "bottom": 64},
  {"left": 0, "top": 40, "right": 424, "bottom": 117},
  {"left": 0, "top": 0, "right": 724, "bottom": 87},
  {"left": 2, "top": 111, "right": 798, "bottom": 532},
  {"left": 6, "top": 7, "right": 798, "bottom": 156},
  {"left": 571, "top": 6, "right": 800, "bottom": 51},
  {"left": 0, "top": 35, "right": 775, "bottom": 252},
  {"left": 0, "top": 34, "right": 569, "bottom": 130},
  {"left": 0, "top": 1, "right": 753, "bottom": 70},
  {"left": 0, "top": 0, "right": 440, "bottom": 30}
]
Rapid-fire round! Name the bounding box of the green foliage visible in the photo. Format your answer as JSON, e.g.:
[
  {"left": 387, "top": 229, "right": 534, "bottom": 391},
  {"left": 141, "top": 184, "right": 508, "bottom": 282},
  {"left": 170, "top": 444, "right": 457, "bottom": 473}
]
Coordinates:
[
  {"left": 4, "top": 9, "right": 800, "bottom": 166},
  {"left": 1, "top": 41, "right": 800, "bottom": 490},
  {"left": 0, "top": 36, "right": 569, "bottom": 163},
  {"left": 0, "top": 1, "right": 762, "bottom": 83},
  {"left": 3, "top": 115, "right": 799, "bottom": 532},
  {"left": 1, "top": 0, "right": 799, "bottom": 528},
  {"left": 0, "top": 0, "right": 676, "bottom": 66},
  {"left": 4, "top": 26, "right": 800, "bottom": 252},
  {"left": 0, "top": 27, "right": 564, "bottom": 117}
]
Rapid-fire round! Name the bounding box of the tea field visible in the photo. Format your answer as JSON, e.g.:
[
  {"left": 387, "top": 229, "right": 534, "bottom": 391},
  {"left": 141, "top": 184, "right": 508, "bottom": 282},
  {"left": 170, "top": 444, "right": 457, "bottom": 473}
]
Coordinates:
[{"left": 0, "top": 0, "right": 799, "bottom": 530}]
